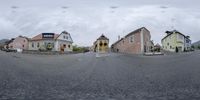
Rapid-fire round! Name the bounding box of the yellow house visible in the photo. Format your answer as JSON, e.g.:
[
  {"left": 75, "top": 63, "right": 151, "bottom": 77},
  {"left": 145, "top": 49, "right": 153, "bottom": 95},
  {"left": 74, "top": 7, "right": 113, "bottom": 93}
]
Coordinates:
[
  {"left": 93, "top": 34, "right": 109, "bottom": 53},
  {"left": 161, "top": 30, "right": 191, "bottom": 52}
]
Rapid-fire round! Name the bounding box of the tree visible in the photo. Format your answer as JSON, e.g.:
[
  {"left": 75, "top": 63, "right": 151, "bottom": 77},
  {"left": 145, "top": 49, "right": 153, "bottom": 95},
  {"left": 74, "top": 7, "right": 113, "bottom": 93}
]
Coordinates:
[
  {"left": 73, "top": 45, "right": 85, "bottom": 52},
  {"left": 198, "top": 45, "right": 200, "bottom": 49},
  {"left": 73, "top": 45, "right": 80, "bottom": 52},
  {"left": 191, "top": 45, "right": 195, "bottom": 49}
]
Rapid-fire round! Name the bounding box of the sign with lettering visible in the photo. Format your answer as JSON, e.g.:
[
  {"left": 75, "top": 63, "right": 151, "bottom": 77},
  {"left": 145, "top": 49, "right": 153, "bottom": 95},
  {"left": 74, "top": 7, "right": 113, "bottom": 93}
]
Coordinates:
[{"left": 42, "top": 33, "right": 55, "bottom": 39}]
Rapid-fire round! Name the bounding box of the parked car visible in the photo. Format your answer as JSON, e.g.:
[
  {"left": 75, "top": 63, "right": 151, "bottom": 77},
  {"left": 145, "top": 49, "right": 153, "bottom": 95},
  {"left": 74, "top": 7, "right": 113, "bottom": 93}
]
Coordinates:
[
  {"left": 0, "top": 48, "right": 6, "bottom": 51},
  {"left": 190, "top": 48, "right": 195, "bottom": 51},
  {"left": 5, "top": 48, "right": 17, "bottom": 52}
]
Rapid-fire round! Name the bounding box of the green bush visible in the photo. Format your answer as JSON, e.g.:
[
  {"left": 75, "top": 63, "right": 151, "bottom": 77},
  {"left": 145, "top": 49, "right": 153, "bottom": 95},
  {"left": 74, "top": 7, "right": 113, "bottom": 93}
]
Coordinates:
[
  {"left": 73, "top": 45, "right": 89, "bottom": 52},
  {"left": 198, "top": 45, "right": 200, "bottom": 49}
]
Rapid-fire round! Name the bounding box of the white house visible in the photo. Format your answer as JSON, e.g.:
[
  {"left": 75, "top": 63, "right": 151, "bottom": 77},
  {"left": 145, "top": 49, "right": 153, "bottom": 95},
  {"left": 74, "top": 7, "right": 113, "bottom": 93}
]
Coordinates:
[
  {"left": 29, "top": 31, "right": 73, "bottom": 52},
  {"left": 162, "top": 30, "right": 191, "bottom": 52}
]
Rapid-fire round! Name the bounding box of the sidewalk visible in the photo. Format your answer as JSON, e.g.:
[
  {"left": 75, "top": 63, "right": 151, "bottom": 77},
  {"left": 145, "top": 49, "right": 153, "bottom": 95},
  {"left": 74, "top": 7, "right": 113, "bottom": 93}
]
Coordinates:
[{"left": 162, "top": 50, "right": 195, "bottom": 56}]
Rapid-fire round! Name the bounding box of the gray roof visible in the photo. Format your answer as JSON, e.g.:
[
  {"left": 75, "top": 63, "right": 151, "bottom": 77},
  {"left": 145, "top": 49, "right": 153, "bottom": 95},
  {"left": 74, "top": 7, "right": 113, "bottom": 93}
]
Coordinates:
[
  {"left": 162, "top": 30, "right": 191, "bottom": 41},
  {"left": 97, "top": 34, "right": 109, "bottom": 40},
  {"left": 125, "top": 27, "right": 149, "bottom": 38},
  {"left": 112, "top": 27, "right": 149, "bottom": 46}
]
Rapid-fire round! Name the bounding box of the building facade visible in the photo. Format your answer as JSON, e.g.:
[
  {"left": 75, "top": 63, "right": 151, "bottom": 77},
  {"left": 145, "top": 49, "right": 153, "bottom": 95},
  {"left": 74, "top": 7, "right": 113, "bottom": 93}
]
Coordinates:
[
  {"left": 154, "top": 43, "right": 161, "bottom": 52},
  {"left": 29, "top": 31, "right": 73, "bottom": 52},
  {"left": 111, "top": 27, "right": 152, "bottom": 54},
  {"left": 161, "top": 30, "right": 191, "bottom": 52},
  {"left": 8, "top": 36, "right": 29, "bottom": 50},
  {"left": 93, "top": 34, "right": 109, "bottom": 53}
]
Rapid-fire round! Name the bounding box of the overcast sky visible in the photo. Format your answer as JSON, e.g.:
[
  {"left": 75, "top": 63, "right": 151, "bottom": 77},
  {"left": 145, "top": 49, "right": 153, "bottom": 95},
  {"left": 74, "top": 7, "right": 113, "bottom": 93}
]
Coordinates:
[{"left": 0, "top": 0, "right": 200, "bottom": 46}]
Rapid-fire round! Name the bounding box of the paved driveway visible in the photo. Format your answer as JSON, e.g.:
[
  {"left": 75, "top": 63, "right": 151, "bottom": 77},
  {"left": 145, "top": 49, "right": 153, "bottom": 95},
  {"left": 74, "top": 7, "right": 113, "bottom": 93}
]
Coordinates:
[{"left": 0, "top": 51, "right": 200, "bottom": 100}]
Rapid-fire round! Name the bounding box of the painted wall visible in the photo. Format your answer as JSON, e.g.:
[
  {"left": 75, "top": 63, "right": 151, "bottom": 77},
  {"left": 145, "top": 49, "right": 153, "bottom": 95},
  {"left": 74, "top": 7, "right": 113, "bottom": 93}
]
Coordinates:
[
  {"left": 55, "top": 33, "right": 73, "bottom": 52},
  {"left": 162, "top": 33, "right": 177, "bottom": 52},
  {"left": 29, "top": 40, "right": 73, "bottom": 52},
  {"left": 162, "top": 33, "right": 186, "bottom": 52},
  {"left": 29, "top": 40, "right": 56, "bottom": 51},
  {"left": 57, "top": 33, "right": 73, "bottom": 42},
  {"left": 29, "top": 32, "right": 73, "bottom": 52},
  {"left": 8, "top": 36, "right": 29, "bottom": 50},
  {"left": 123, "top": 32, "right": 142, "bottom": 54},
  {"left": 55, "top": 40, "right": 73, "bottom": 52},
  {"left": 95, "top": 39, "right": 109, "bottom": 53},
  {"left": 142, "top": 28, "right": 151, "bottom": 53},
  {"left": 112, "top": 28, "right": 151, "bottom": 54},
  {"left": 185, "top": 38, "right": 191, "bottom": 50}
]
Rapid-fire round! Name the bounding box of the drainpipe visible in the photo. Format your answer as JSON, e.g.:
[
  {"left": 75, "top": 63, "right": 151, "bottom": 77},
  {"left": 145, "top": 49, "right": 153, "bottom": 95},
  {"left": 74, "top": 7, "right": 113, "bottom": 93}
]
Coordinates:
[
  {"left": 140, "top": 28, "right": 144, "bottom": 54},
  {"left": 97, "top": 41, "right": 99, "bottom": 53}
]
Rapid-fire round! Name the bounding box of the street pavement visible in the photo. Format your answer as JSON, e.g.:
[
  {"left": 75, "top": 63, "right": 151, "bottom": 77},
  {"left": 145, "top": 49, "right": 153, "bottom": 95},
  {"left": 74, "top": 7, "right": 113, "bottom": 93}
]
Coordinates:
[{"left": 0, "top": 51, "right": 200, "bottom": 100}]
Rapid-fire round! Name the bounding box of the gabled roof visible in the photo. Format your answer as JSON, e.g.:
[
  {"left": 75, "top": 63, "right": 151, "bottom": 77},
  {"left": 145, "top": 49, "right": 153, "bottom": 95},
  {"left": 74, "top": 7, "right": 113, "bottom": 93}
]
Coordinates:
[
  {"left": 30, "top": 31, "right": 73, "bottom": 43},
  {"left": 125, "top": 27, "right": 149, "bottom": 38},
  {"left": 31, "top": 33, "right": 59, "bottom": 41},
  {"left": 55, "top": 31, "right": 69, "bottom": 40},
  {"left": 97, "top": 34, "right": 109, "bottom": 40},
  {"left": 17, "top": 35, "right": 30, "bottom": 41},
  {"left": 111, "top": 38, "right": 124, "bottom": 46},
  {"left": 5, "top": 38, "right": 15, "bottom": 45},
  {"left": 112, "top": 27, "right": 149, "bottom": 46},
  {"left": 154, "top": 43, "right": 161, "bottom": 47},
  {"left": 55, "top": 31, "right": 73, "bottom": 43},
  {"left": 161, "top": 30, "right": 191, "bottom": 41}
]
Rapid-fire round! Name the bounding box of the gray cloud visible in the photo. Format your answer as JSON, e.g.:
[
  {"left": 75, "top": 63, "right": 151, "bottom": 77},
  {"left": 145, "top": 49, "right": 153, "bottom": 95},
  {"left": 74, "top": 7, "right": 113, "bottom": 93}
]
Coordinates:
[
  {"left": 160, "top": 6, "right": 168, "bottom": 9},
  {"left": 0, "top": 0, "right": 200, "bottom": 46}
]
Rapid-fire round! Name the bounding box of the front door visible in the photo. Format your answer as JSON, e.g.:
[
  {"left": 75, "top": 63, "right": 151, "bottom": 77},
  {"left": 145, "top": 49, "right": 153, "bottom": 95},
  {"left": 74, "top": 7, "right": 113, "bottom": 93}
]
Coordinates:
[
  {"left": 178, "top": 47, "right": 182, "bottom": 52},
  {"left": 60, "top": 44, "right": 64, "bottom": 52}
]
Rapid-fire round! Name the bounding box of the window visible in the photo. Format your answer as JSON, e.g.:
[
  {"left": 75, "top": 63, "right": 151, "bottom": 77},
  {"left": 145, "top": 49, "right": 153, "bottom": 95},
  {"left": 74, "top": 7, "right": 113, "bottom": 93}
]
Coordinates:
[
  {"left": 167, "top": 43, "right": 169, "bottom": 46},
  {"left": 104, "top": 43, "right": 107, "bottom": 46},
  {"left": 100, "top": 43, "right": 103, "bottom": 46},
  {"left": 129, "top": 35, "right": 134, "bottom": 43},
  {"left": 186, "top": 39, "right": 190, "bottom": 43},
  {"left": 32, "top": 43, "right": 34, "bottom": 48},
  {"left": 177, "top": 34, "right": 183, "bottom": 40},
  {"left": 63, "top": 44, "right": 66, "bottom": 48},
  {"left": 24, "top": 40, "right": 26, "bottom": 42},
  {"left": 68, "top": 45, "right": 70, "bottom": 48},
  {"left": 37, "top": 43, "right": 40, "bottom": 48},
  {"left": 22, "top": 45, "right": 24, "bottom": 47},
  {"left": 63, "top": 36, "right": 68, "bottom": 39},
  {"left": 42, "top": 33, "right": 54, "bottom": 38},
  {"left": 99, "top": 41, "right": 103, "bottom": 46}
]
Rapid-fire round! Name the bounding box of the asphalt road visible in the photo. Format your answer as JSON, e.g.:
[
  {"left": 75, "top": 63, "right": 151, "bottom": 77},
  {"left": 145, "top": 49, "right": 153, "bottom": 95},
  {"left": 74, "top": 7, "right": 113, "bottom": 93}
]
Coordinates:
[{"left": 0, "top": 51, "right": 200, "bottom": 100}]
